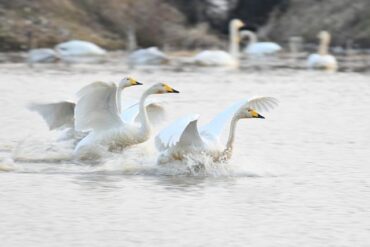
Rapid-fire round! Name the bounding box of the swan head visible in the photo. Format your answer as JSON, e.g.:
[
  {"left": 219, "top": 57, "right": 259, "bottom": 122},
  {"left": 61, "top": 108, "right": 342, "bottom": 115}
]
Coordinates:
[
  {"left": 318, "top": 31, "right": 331, "bottom": 43},
  {"left": 230, "top": 19, "right": 244, "bottom": 29},
  {"left": 148, "top": 83, "right": 179, "bottom": 94},
  {"left": 239, "top": 108, "right": 264, "bottom": 119},
  {"left": 119, "top": 77, "right": 142, "bottom": 89}
]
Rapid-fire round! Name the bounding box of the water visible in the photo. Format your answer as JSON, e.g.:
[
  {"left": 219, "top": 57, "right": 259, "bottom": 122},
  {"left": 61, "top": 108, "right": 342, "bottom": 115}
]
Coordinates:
[{"left": 1, "top": 64, "right": 370, "bottom": 246}]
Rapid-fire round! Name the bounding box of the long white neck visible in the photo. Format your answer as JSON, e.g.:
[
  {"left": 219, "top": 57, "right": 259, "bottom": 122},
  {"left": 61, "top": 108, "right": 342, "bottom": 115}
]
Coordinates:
[
  {"left": 229, "top": 22, "right": 240, "bottom": 59},
  {"left": 116, "top": 87, "right": 122, "bottom": 114},
  {"left": 138, "top": 90, "right": 152, "bottom": 137},
  {"left": 318, "top": 34, "right": 330, "bottom": 55},
  {"left": 241, "top": 30, "right": 258, "bottom": 46},
  {"left": 222, "top": 115, "right": 239, "bottom": 160}
]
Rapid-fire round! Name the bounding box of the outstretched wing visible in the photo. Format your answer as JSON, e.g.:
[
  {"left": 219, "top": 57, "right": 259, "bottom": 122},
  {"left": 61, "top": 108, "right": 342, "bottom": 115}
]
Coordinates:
[
  {"left": 200, "top": 97, "right": 278, "bottom": 141},
  {"left": 75, "top": 81, "right": 122, "bottom": 132},
  {"left": 28, "top": 101, "right": 75, "bottom": 130},
  {"left": 200, "top": 99, "right": 248, "bottom": 141},
  {"left": 246, "top": 96, "right": 279, "bottom": 112},
  {"left": 155, "top": 114, "right": 203, "bottom": 151},
  {"left": 121, "top": 98, "right": 166, "bottom": 126}
]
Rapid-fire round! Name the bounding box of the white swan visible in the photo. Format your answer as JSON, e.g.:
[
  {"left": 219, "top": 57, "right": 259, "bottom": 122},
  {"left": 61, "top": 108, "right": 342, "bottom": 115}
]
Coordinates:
[
  {"left": 128, "top": 47, "right": 169, "bottom": 66},
  {"left": 240, "top": 30, "right": 282, "bottom": 57},
  {"left": 27, "top": 40, "right": 106, "bottom": 64},
  {"left": 193, "top": 19, "right": 244, "bottom": 67},
  {"left": 155, "top": 97, "right": 278, "bottom": 164},
  {"left": 55, "top": 40, "right": 106, "bottom": 57},
  {"left": 28, "top": 77, "right": 147, "bottom": 141},
  {"left": 307, "top": 31, "right": 338, "bottom": 72},
  {"left": 74, "top": 82, "right": 179, "bottom": 157}
]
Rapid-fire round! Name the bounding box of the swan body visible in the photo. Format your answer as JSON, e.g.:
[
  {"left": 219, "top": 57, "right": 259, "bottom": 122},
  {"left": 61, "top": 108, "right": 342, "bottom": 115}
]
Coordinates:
[
  {"left": 193, "top": 50, "right": 236, "bottom": 66},
  {"left": 245, "top": 43, "right": 282, "bottom": 56},
  {"left": 27, "top": 48, "right": 59, "bottom": 63},
  {"left": 74, "top": 82, "right": 179, "bottom": 157},
  {"left": 307, "top": 31, "right": 337, "bottom": 71},
  {"left": 155, "top": 97, "right": 278, "bottom": 164},
  {"left": 240, "top": 30, "right": 282, "bottom": 57},
  {"left": 128, "top": 47, "right": 169, "bottom": 66},
  {"left": 55, "top": 40, "right": 106, "bottom": 57},
  {"left": 307, "top": 53, "right": 337, "bottom": 71},
  {"left": 192, "top": 19, "right": 244, "bottom": 67}
]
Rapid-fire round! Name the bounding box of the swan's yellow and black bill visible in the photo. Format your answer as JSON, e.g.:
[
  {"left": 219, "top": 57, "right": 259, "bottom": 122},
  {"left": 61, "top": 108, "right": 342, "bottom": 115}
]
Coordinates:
[
  {"left": 163, "top": 84, "right": 180, "bottom": 93},
  {"left": 251, "top": 110, "right": 265, "bottom": 119},
  {"left": 129, "top": 77, "right": 142, "bottom": 86}
]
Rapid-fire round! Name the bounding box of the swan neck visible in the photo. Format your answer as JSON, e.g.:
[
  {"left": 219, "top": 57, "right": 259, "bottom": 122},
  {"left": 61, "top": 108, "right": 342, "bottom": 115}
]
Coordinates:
[
  {"left": 229, "top": 22, "right": 240, "bottom": 59},
  {"left": 223, "top": 115, "right": 239, "bottom": 159},
  {"left": 139, "top": 90, "right": 151, "bottom": 135},
  {"left": 319, "top": 35, "right": 330, "bottom": 55},
  {"left": 246, "top": 31, "right": 258, "bottom": 45},
  {"left": 116, "top": 87, "right": 122, "bottom": 114}
]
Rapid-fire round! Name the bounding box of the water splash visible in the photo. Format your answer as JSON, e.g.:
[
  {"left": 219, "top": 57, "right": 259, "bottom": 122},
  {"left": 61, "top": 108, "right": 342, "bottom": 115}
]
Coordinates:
[{"left": 7, "top": 135, "right": 277, "bottom": 177}]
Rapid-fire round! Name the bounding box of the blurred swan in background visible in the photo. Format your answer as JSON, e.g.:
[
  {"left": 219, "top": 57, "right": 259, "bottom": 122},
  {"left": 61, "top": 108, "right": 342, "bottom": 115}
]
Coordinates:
[
  {"left": 28, "top": 77, "right": 166, "bottom": 143},
  {"left": 155, "top": 97, "right": 278, "bottom": 164},
  {"left": 128, "top": 47, "right": 169, "bottom": 66},
  {"left": 193, "top": 19, "right": 244, "bottom": 67},
  {"left": 240, "top": 30, "right": 282, "bottom": 57},
  {"left": 307, "top": 31, "right": 338, "bottom": 72},
  {"left": 27, "top": 40, "right": 106, "bottom": 64},
  {"left": 55, "top": 40, "right": 106, "bottom": 57},
  {"left": 74, "top": 82, "right": 179, "bottom": 158}
]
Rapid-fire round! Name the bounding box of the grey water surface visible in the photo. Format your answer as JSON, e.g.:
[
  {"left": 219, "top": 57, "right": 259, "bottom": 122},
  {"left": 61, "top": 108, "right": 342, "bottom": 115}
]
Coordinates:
[{"left": 1, "top": 64, "right": 369, "bottom": 246}]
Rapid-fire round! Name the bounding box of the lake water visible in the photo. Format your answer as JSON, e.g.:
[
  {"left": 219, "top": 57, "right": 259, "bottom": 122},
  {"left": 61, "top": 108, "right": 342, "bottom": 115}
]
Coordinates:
[{"left": 0, "top": 63, "right": 370, "bottom": 246}]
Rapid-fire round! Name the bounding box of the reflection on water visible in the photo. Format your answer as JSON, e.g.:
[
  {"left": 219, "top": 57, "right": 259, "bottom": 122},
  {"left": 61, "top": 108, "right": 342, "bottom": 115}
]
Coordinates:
[{"left": 1, "top": 64, "right": 370, "bottom": 246}]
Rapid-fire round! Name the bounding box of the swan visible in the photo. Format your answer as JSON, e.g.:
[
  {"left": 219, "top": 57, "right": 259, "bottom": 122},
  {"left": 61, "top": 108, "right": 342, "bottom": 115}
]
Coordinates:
[
  {"left": 240, "top": 30, "right": 282, "bottom": 57},
  {"left": 155, "top": 97, "right": 278, "bottom": 164},
  {"left": 28, "top": 78, "right": 166, "bottom": 142},
  {"left": 28, "top": 77, "right": 147, "bottom": 141},
  {"left": 55, "top": 40, "right": 107, "bottom": 57},
  {"left": 27, "top": 40, "right": 106, "bottom": 64},
  {"left": 307, "top": 31, "right": 338, "bottom": 72},
  {"left": 193, "top": 19, "right": 244, "bottom": 67},
  {"left": 128, "top": 47, "right": 169, "bottom": 66},
  {"left": 55, "top": 40, "right": 106, "bottom": 63},
  {"left": 74, "top": 82, "right": 179, "bottom": 157}
]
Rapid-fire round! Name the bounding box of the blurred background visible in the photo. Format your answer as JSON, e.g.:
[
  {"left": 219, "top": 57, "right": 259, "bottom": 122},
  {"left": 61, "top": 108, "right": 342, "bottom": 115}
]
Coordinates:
[{"left": 1, "top": 0, "right": 369, "bottom": 51}]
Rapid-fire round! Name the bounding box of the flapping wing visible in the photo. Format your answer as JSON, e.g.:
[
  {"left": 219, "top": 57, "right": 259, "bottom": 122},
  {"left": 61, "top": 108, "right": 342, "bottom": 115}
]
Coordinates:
[
  {"left": 200, "top": 99, "right": 248, "bottom": 141},
  {"left": 28, "top": 101, "right": 75, "bottom": 130},
  {"left": 200, "top": 97, "right": 278, "bottom": 141},
  {"left": 155, "top": 114, "right": 203, "bottom": 151},
  {"left": 75, "top": 81, "right": 122, "bottom": 132},
  {"left": 246, "top": 97, "right": 279, "bottom": 112},
  {"left": 121, "top": 98, "right": 166, "bottom": 126}
]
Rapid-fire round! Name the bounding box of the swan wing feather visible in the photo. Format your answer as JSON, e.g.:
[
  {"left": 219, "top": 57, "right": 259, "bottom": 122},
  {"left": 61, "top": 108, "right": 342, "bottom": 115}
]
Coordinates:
[
  {"left": 155, "top": 114, "right": 202, "bottom": 151},
  {"left": 200, "top": 99, "right": 248, "bottom": 140},
  {"left": 246, "top": 96, "right": 279, "bottom": 112},
  {"left": 200, "top": 97, "right": 278, "bottom": 140},
  {"left": 75, "top": 81, "right": 122, "bottom": 132},
  {"left": 28, "top": 101, "right": 75, "bottom": 130},
  {"left": 121, "top": 98, "right": 166, "bottom": 126}
]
